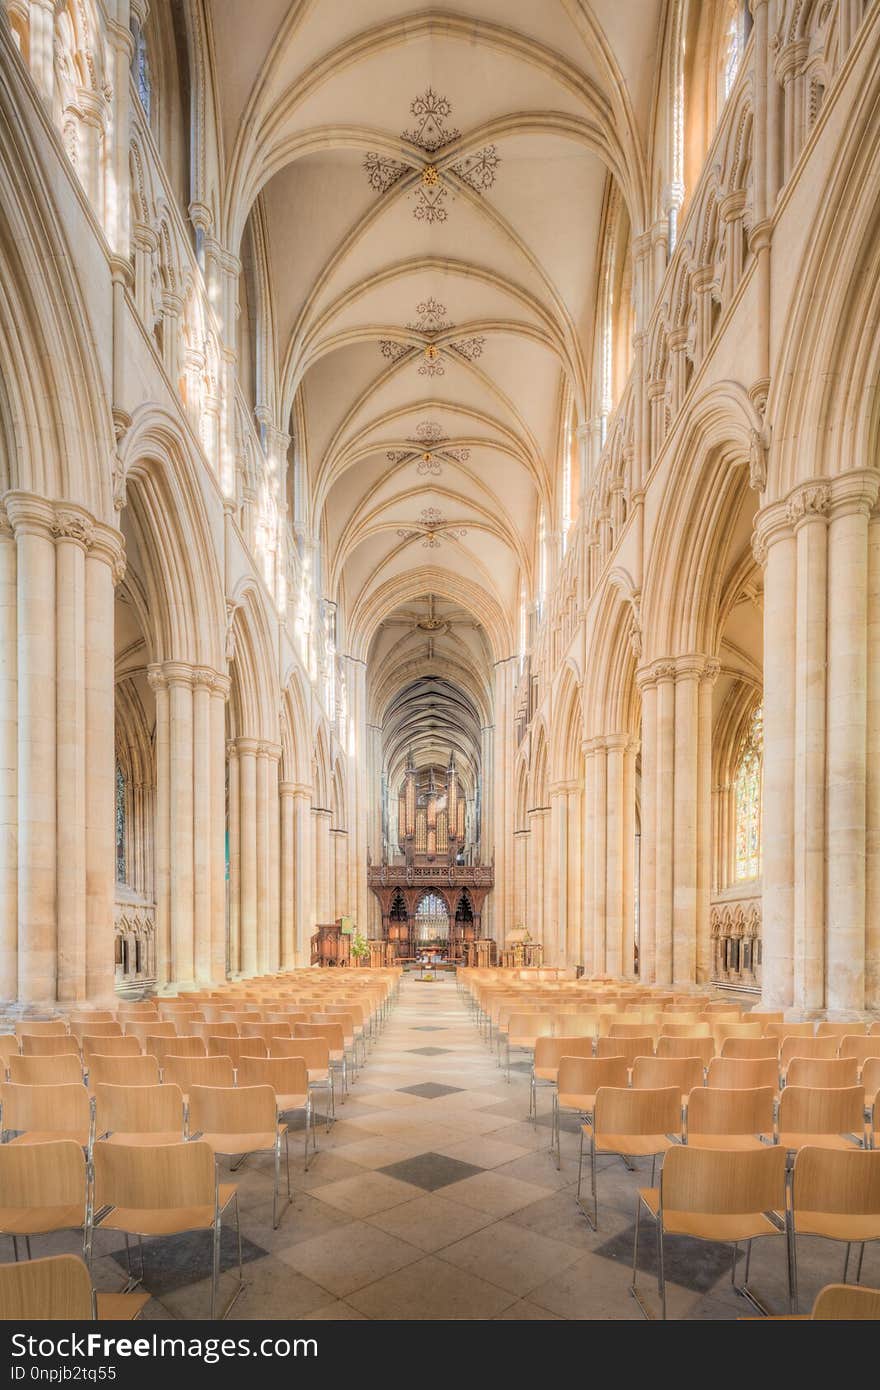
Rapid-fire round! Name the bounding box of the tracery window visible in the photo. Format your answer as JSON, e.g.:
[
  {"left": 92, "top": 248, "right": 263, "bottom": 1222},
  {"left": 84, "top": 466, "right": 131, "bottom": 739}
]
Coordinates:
[
  {"left": 734, "top": 704, "right": 762, "bottom": 880},
  {"left": 115, "top": 763, "right": 127, "bottom": 884},
  {"left": 723, "top": 6, "right": 744, "bottom": 100},
  {"left": 131, "top": 21, "right": 152, "bottom": 120}
]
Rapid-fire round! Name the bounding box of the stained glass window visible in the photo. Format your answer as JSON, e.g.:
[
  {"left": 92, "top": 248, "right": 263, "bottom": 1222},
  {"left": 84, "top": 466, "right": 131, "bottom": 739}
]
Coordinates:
[
  {"left": 130, "top": 21, "right": 151, "bottom": 120},
  {"left": 115, "top": 763, "right": 126, "bottom": 884},
  {"left": 734, "top": 704, "right": 762, "bottom": 880}
]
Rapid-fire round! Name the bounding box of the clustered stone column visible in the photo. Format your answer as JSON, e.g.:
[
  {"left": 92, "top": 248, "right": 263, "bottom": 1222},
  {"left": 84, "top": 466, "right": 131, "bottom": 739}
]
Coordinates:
[
  {"left": 224, "top": 735, "right": 282, "bottom": 975},
  {"left": 0, "top": 494, "right": 124, "bottom": 1004},
  {"left": 147, "top": 661, "right": 228, "bottom": 989},
  {"left": 755, "top": 471, "right": 880, "bottom": 1015},
  {"left": 583, "top": 734, "right": 638, "bottom": 978},
  {"left": 637, "top": 656, "right": 717, "bottom": 985}
]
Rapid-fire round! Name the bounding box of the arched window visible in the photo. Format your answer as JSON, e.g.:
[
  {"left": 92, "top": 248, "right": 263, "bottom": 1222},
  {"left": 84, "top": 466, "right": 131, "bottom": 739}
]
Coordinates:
[
  {"left": 130, "top": 17, "right": 152, "bottom": 121},
  {"left": 722, "top": 2, "right": 745, "bottom": 101},
  {"left": 115, "top": 762, "right": 127, "bottom": 884},
  {"left": 734, "top": 704, "right": 762, "bottom": 880}
]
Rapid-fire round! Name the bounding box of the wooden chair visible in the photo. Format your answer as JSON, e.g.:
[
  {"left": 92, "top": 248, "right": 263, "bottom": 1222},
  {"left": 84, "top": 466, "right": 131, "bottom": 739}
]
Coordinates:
[
  {"left": 293, "top": 1024, "right": 347, "bottom": 1098},
  {"left": 685, "top": 1086, "right": 775, "bottom": 1151},
  {"left": 713, "top": 1022, "right": 765, "bottom": 1049},
  {"left": 785, "top": 1056, "right": 859, "bottom": 1089},
  {"left": 161, "top": 1054, "right": 235, "bottom": 1103},
  {"left": 699, "top": 1009, "right": 742, "bottom": 1025},
  {"left": 596, "top": 1035, "right": 656, "bottom": 1070},
  {"left": 268, "top": 1037, "right": 334, "bottom": 1128},
  {"left": 551, "top": 1014, "right": 598, "bottom": 1039},
  {"left": 15, "top": 1021, "right": 66, "bottom": 1038},
  {"left": 701, "top": 1001, "right": 743, "bottom": 1016},
  {"left": 68, "top": 1012, "right": 115, "bottom": 1026},
  {"left": 789, "top": 1146, "right": 880, "bottom": 1313},
  {"left": 124, "top": 1021, "right": 176, "bottom": 1049},
  {"left": 187, "top": 1085, "right": 291, "bottom": 1229},
  {"left": 809, "top": 1282, "right": 880, "bottom": 1319},
  {"left": 706, "top": 1056, "right": 780, "bottom": 1093},
  {"left": 838, "top": 1037, "right": 880, "bottom": 1070},
  {"left": 720, "top": 1036, "right": 778, "bottom": 1060},
  {"left": 240, "top": 1022, "right": 293, "bottom": 1041},
  {"left": 504, "top": 1013, "right": 555, "bottom": 1082},
  {"left": 0, "top": 1253, "right": 148, "bottom": 1322},
  {"left": 530, "top": 1035, "right": 594, "bottom": 1121},
  {"left": 0, "top": 1140, "right": 89, "bottom": 1261},
  {"left": 69, "top": 1021, "right": 122, "bottom": 1042},
  {"left": 20, "top": 1035, "right": 80, "bottom": 1058},
  {"left": 632, "top": 1144, "right": 788, "bottom": 1319},
  {"left": 147, "top": 1035, "right": 206, "bottom": 1069},
  {"left": 82, "top": 1035, "right": 142, "bottom": 1062},
  {"left": 863, "top": 1059, "right": 880, "bottom": 1117},
  {"left": 779, "top": 1035, "right": 839, "bottom": 1077},
  {"left": 192, "top": 1021, "right": 238, "bottom": 1041},
  {"left": 655, "top": 1035, "right": 714, "bottom": 1070},
  {"left": 816, "top": 1022, "right": 868, "bottom": 1039},
  {"left": 578, "top": 1086, "right": 681, "bottom": 1230},
  {"left": 632, "top": 1054, "right": 704, "bottom": 1106},
  {"left": 237, "top": 1057, "right": 313, "bottom": 1169},
  {"left": 0, "top": 1082, "right": 92, "bottom": 1149},
  {"left": 766, "top": 1022, "right": 814, "bottom": 1041},
  {"left": 8, "top": 1054, "right": 82, "bottom": 1086},
  {"left": 771, "top": 1085, "right": 866, "bottom": 1153},
  {"left": 0, "top": 1036, "right": 19, "bottom": 1077},
  {"left": 206, "top": 1036, "right": 267, "bottom": 1067},
  {"left": 609, "top": 1022, "right": 660, "bottom": 1040},
  {"left": 92, "top": 1140, "right": 242, "bottom": 1320},
  {"left": 747, "top": 1011, "right": 784, "bottom": 1025},
  {"left": 659, "top": 1022, "right": 712, "bottom": 1039},
  {"left": 552, "top": 1055, "right": 628, "bottom": 1167},
  {"left": 86, "top": 1055, "right": 160, "bottom": 1093},
  {"left": 95, "top": 1083, "right": 185, "bottom": 1147}
]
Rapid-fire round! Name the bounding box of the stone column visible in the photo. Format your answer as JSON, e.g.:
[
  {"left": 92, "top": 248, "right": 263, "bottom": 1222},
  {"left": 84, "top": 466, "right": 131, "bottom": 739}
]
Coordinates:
[
  {"left": 654, "top": 663, "right": 677, "bottom": 986},
  {"left": 590, "top": 739, "right": 608, "bottom": 973},
  {"left": 622, "top": 737, "right": 637, "bottom": 980},
  {"left": 53, "top": 513, "right": 88, "bottom": 1002},
  {"left": 167, "top": 663, "right": 195, "bottom": 985},
  {"left": 695, "top": 665, "right": 716, "bottom": 984},
  {"left": 672, "top": 660, "right": 700, "bottom": 985},
  {"left": 314, "top": 807, "right": 331, "bottom": 924},
  {"left": 637, "top": 670, "right": 658, "bottom": 982},
  {"left": 755, "top": 502, "right": 797, "bottom": 1008},
  {"left": 266, "top": 746, "right": 281, "bottom": 971},
  {"left": 0, "top": 509, "right": 17, "bottom": 998},
  {"left": 513, "top": 829, "right": 528, "bottom": 939},
  {"left": 84, "top": 524, "right": 123, "bottom": 1001},
  {"left": 237, "top": 738, "right": 258, "bottom": 975},
  {"left": 293, "top": 788, "right": 312, "bottom": 961},
  {"left": 867, "top": 504, "right": 880, "bottom": 1010},
  {"left": 548, "top": 787, "right": 566, "bottom": 964},
  {"left": 209, "top": 678, "right": 229, "bottom": 982},
  {"left": 28, "top": 0, "right": 55, "bottom": 107},
  {"left": 790, "top": 484, "right": 830, "bottom": 1012},
  {"left": 148, "top": 667, "right": 171, "bottom": 985},
  {"left": 7, "top": 496, "right": 57, "bottom": 1002},
  {"left": 279, "top": 782, "right": 296, "bottom": 968},
  {"left": 605, "top": 737, "right": 626, "bottom": 978},
  {"left": 192, "top": 671, "right": 212, "bottom": 982},
  {"left": 526, "top": 808, "right": 542, "bottom": 945},
  {"left": 566, "top": 786, "right": 582, "bottom": 964},
  {"left": 255, "top": 745, "right": 269, "bottom": 971},
  {"left": 826, "top": 473, "right": 879, "bottom": 1013},
  {"left": 226, "top": 739, "right": 240, "bottom": 975}
]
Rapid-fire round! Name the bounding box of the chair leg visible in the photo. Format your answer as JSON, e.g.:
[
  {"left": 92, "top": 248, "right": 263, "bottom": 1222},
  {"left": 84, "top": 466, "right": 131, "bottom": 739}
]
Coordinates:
[
  {"left": 211, "top": 1219, "right": 221, "bottom": 1321},
  {"left": 657, "top": 1224, "right": 667, "bottom": 1321},
  {"left": 590, "top": 1133, "right": 598, "bottom": 1230},
  {"left": 273, "top": 1137, "right": 280, "bottom": 1230},
  {"left": 856, "top": 1242, "right": 866, "bottom": 1284},
  {"left": 843, "top": 1241, "right": 851, "bottom": 1283},
  {"left": 576, "top": 1127, "right": 584, "bottom": 1202},
  {"left": 303, "top": 1104, "right": 310, "bottom": 1171}
]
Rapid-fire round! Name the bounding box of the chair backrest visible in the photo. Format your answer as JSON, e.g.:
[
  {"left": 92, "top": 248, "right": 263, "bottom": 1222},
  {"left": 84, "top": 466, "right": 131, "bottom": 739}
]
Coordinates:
[
  {"left": 293, "top": 1023, "right": 344, "bottom": 1050},
  {"left": 659, "top": 1022, "right": 712, "bottom": 1038},
  {"left": 206, "top": 1035, "right": 267, "bottom": 1063},
  {"left": 593, "top": 1086, "right": 682, "bottom": 1138},
  {"left": 701, "top": 1001, "right": 743, "bottom": 1015},
  {"left": 747, "top": 1011, "right": 784, "bottom": 1026},
  {"left": 0, "top": 1254, "right": 94, "bottom": 1321},
  {"left": 811, "top": 1283, "right": 880, "bottom": 1319},
  {"left": 193, "top": 1021, "right": 238, "bottom": 1040},
  {"left": 632, "top": 1055, "right": 703, "bottom": 1094},
  {"left": 837, "top": 1036, "right": 880, "bottom": 1068},
  {"left": 87, "top": 1054, "right": 160, "bottom": 1089},
  {"left": 162, "top": 1054, "right": 235, "bottom": 1092},
  {"left": 552, "top": 1014, "right": 598, "bottom": 1038},
  {"left": 15, "top": 1021, "right": 66, "bottom": 1037},
  {"left": 68, "top": 1012, "right": 115, "bottom": 1025},
  {"left": 265, "top": 1011, "right": 309, "bottom": 1025},
  {"left": 779, "top": 1035, "right": 839, "bottom": 1068},
  {"left": 712, "top": 1022, "right": 765, "bottom": 1044},
  {"left": 94, "top": 1139, "right": 215, "bottom": 1213},
  {"left": 188, "top": 1084, "right": 277, "bottom": 1138},
  {"left": 596, "top": 1035, "right": 656, "bottom": 1069},
  {"left": 237, "top": 1055, "right": 309, "bottom": 1096},
  {"left": 82, "top": 1034, "right": 142, "bottom": 1061},
  {"left": 655, "top": 1035, "right": 714, "bottom": 1068},
  {"left": 0, "top": 1035, "right": 20, "bottom": 1066},
  {"left": 20, "top": 1035, "right": 80, "bottom": 1057},
  {"left": 863, "top": 1057, "right": 880, "bottom": 1104},
  {"left": 8, "top": 1054, "right": 82, "bottom": 1086},
  {"left": 533, "top": 1035, "right": 594, "bottom": 1069},
  {"left": 661, "top": 1143, "right": 787, "bottom": 1215},
  {"left": 148, "top": 1034, "right": 207, "bottom": 1064},
  {"left": 267, "top": 1037, "right": 330, "bottom": 1068},
  {"left": 792, "top": 1145, "right": 880, "bottom": 1216},
  {"left": 777, "top": 1085, "right": 866, "bottom": 1138},
  {"left": 766, "top": 1022, "right": 814, "bottom": 1040},
  {"left": 816, "top": 1022, "right": 867, "bottom": 1039},
  {"left": 0, "top": 1138, "right": 86, "bottom": 1212},
  {"left": 609, "top": 1022, "right": 659, "bottom": 1039},
  {"left": 124, "top": 1021, "right": 176, "bottom": 1046},
  {"left": 69, "top": 1021, "right": 122, "bottom": 1041},
  {"left": 95, "top": 1083, "right": 185, "bottom": 1138},
  {"left": 720, "top": 1036, "right": 778, "bottom": 1060},
  {"left": 699, "top": 1009, "right": 742, "bottom": 1024},
  {"left": 785, "top": 1056, "right": 859, "bottom": 1089},
  {"left": 685, "top": 1086, "right": 775, "bottom": 1138},
  {"left": 0, "top": 1082, "right": 90, "bottom": 1139},
  {"left": 706, "top": 1056, "right": 779, "bottom": 1091},
  {"left": 556, "top": 1055, "right": 628, "bottom": 1095},
  {"left": 240, "top": 1022, "right": 293, "bottom": 1039}
]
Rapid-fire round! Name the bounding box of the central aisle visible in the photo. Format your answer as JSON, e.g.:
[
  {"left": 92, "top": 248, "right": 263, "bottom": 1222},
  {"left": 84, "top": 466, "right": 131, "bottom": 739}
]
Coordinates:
[{"left": 85, "top": 974, "right": 837, "bottom": 1320}]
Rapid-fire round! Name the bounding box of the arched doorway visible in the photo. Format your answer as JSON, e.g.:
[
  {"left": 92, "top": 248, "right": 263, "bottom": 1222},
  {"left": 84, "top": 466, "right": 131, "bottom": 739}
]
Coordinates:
[
  {"left": 452, "top": 890, "right": 476, "bottom": 962},
  {"left": 414, "top": 891, "right": 450, "bottom": 951},
  {"left": 388, "top": 889, "right": 409, "bottom": 959}
]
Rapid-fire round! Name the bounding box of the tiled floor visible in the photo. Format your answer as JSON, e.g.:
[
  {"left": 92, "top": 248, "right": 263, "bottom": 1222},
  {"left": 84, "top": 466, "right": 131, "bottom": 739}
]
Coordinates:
[{"left": 37, "top": 975, "right": 879, "bottom": 1319}]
